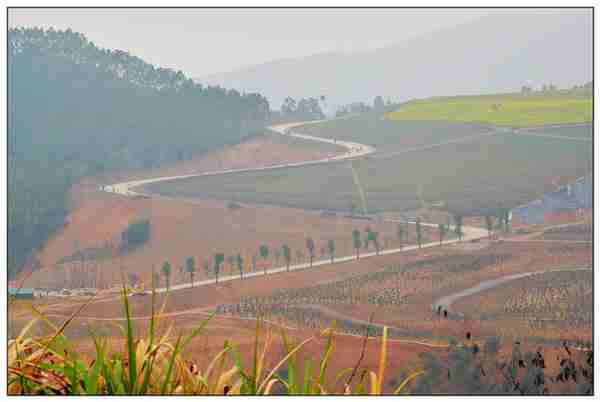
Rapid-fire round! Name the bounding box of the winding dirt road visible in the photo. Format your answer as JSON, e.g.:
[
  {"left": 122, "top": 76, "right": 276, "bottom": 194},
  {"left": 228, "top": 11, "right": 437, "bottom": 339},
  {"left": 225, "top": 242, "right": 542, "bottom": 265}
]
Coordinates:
[
  {"left": 101, "top": 120, "right": 374, "bottom": 197},
  {"left": 98, "top": 120, "right": 488, "bottom": 295},
  {"left": 27, "top": 120, "right": 590, "bottom": 350},
  {"left": 432, "top": 266, "right": 592, "bottom": 315}
]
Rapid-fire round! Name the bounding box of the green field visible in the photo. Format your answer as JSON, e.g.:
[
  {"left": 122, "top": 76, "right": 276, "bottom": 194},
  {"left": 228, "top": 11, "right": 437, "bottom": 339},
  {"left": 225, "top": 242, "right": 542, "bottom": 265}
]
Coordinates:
[
  {"left": 148, "top": 128, "right": 592, "bottom": 216},
  {"left": 386, "top": 93, "right": 592, "bottom": 128}
]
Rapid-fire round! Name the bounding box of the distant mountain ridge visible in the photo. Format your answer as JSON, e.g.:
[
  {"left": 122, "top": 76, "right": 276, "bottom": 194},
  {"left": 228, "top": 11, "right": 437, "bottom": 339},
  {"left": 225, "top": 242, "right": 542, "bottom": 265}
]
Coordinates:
[{"left": 197, "top": 10, "right": 592, "bottom": 110}]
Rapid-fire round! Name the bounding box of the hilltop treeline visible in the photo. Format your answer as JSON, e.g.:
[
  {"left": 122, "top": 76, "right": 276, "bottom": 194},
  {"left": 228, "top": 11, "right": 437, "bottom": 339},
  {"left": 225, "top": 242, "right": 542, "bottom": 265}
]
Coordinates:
[{"left": 8, "top": 27, "right": 270, "bottom": 277}]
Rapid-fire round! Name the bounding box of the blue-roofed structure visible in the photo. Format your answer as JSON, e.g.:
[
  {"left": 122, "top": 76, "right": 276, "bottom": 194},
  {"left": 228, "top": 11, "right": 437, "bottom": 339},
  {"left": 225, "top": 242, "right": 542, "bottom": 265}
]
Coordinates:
[
  {"left": 512, "top": 199, "right": 545, "bottom": 225},
  {"left": 571, "top": 174, "right": 592, "bottom": 209},
  {"left": 542, "top": 186, "right": 580, "bottom": 212},
  {"left": 511, "top": 174, "right": 592, "bottom": 225},
  {"left": 8, "top": 288, "right": 35, "bottom": 300}
]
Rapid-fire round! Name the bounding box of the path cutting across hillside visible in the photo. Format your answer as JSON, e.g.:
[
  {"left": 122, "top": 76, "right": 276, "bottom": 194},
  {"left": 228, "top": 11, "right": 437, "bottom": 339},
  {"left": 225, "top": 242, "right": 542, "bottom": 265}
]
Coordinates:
[
  {"left": 101, "top": 120, "right": 589, "bottom": 197},
  {"left": 101, "top": 120, "right": 374, "bottom": 197},
  {"left": 512, "top": 131, "right": 592, "bottom": 142},
  {"left": 432, "top": 266, "right": 592, "bottom": 315},
  {"left": 513, "top": 123, "right": 592, "bottom": 142},
  {"left": 98, "top": 120, "right": 487, "bottom": 295},
  {"left": 41, "top": 306, "right": 449, "bottom": 348}
]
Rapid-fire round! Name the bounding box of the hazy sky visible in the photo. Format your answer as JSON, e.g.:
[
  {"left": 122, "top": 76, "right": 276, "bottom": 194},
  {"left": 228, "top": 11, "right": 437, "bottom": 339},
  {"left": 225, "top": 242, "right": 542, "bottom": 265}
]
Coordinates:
[{"left": 9, "top": 8, "right": 489, "bottom": 77}]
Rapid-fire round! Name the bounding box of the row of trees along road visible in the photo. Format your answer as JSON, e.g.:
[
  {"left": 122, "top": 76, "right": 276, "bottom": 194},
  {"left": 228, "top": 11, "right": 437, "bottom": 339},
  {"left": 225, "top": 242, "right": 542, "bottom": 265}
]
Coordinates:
[
  {"left": 70, "top": 209, "right": 512, "bottom": 290},
  {"left": 8, "top": 27, "right": 271, "bottom": 278},
  {"left": 154, "top": 216, "right": 478, "bottom": 289}
]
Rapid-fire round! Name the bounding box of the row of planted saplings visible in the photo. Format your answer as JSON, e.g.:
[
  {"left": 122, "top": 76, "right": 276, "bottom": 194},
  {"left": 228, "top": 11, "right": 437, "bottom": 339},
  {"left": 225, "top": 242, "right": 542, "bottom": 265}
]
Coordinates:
[
  {"left": 214, "top": 253, "right": 495, "bottom": 316},
  {"left": 215, "top": 301, "right": 401, "bottom": 338},
  {"left": 525, "top": 311, "right": 592, "bottom": 330},
  {"left": 504, "top": 291, "right": 592, "bottom": 329},
  {"left": 503, "top": 272, "right": 591, "bottom": 315},
  {"left": 213, "top": 266, "right": 431, "bottom": 319},
  {"left": 152, "top": 220, "right": 456, "bottom": 289}
]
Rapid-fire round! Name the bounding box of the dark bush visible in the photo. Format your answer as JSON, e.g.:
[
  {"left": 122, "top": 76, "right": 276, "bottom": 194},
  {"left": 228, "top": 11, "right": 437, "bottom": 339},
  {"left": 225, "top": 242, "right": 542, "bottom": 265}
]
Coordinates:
[{"left": 120, "top": 219, "right": 151, "bottom": 254}]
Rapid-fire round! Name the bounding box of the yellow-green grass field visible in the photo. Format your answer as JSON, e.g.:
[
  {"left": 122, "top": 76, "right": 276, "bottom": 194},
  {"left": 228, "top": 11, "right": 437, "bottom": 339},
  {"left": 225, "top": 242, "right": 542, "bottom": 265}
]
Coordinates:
[{"left": 386, "top": 93, "right": 592, "bottom": 128}]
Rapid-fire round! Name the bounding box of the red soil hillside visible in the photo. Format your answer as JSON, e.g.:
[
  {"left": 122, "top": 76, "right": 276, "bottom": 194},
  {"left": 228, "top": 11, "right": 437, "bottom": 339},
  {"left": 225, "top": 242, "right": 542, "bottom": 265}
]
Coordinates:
[{"left": 21, "top": 132, "right": 429, "bottom": 289}]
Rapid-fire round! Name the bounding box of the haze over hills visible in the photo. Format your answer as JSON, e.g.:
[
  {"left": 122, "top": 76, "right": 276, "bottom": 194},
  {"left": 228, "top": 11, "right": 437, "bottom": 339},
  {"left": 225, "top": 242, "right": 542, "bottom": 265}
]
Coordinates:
[
  {"left": 8, "top": 28, "right": 270, "bottom": 277},
  {"left": 198, "top": 10, "right": 592, "bottom": 111},
  {"left": 7, "top": 10, "right": 594, "bottom": 396}
]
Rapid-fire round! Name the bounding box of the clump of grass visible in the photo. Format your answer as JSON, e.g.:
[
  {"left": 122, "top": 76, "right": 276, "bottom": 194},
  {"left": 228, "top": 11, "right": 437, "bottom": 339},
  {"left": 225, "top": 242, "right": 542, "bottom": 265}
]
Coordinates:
[{"left": 8, "top": 281, "right": 424, "bottom": 395}]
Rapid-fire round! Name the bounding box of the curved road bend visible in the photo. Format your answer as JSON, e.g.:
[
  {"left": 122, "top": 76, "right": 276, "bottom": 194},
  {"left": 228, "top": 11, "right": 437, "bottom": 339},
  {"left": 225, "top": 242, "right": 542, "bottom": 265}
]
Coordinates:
[
  {"left": 432, "top": 266, "right": 591, "bottom": 316},
  {"left": 101, "top": 120, "right": 374, "bottom": 197}
]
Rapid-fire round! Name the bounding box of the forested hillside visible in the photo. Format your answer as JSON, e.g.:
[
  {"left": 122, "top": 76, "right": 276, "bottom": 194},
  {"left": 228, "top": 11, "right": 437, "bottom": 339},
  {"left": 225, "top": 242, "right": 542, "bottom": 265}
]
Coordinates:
[{"left": 8, "top": 27, "right": 270, "bottom": 277}]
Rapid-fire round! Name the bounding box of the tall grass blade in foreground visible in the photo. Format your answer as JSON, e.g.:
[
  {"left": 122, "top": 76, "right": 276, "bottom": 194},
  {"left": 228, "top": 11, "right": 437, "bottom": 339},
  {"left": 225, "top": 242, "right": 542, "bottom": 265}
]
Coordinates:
[{"left": 8, "top": 281, "right": 423, "bottom": 394}]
